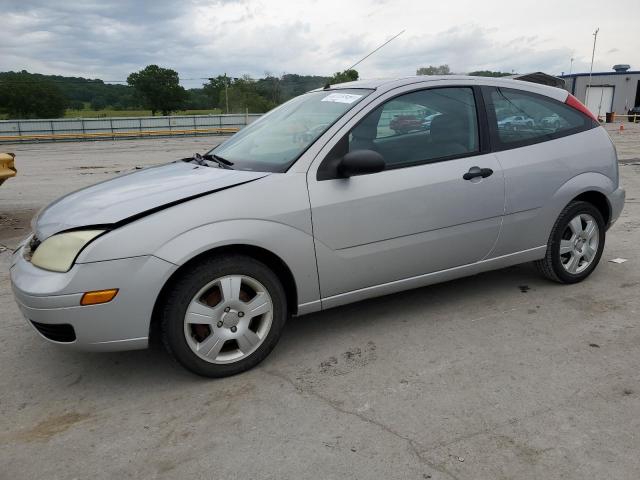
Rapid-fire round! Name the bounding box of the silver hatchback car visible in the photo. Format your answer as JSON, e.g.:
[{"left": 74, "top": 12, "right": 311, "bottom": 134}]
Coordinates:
[{"left": 10, "top": 76, "right": 625, "bottom": 377}]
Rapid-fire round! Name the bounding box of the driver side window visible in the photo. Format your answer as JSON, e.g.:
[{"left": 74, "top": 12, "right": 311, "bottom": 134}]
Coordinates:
[{"left": 349, "top": 87, "right": 479, "bottom": 169}]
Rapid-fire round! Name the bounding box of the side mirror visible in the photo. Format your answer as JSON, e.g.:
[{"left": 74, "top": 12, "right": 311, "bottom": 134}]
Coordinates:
[{"left": 337, "top": 150, "right": 385, "bottom": 178}]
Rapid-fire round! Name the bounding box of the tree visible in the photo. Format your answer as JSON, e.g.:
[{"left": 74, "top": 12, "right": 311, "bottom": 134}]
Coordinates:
[
  {"left": 0, "top": 72, "right": 142, "bottom": 110},
  {"left": 255, "top": 72, "right": 282, "bottom": 104},
  {"left": 184, "top": 88, "right": 215, "bottom": 110},
  {"left": 468, "top": 70, "right": 512, "bottom": 77},
  {"left": 127, "top": 65, "right": 187, "bottom": 115},
  {"left": 278, "top": 73, "right": 329, "bottom": 100},
  {"left": 0, "top": 72, "right": 67, "bottom": 118},
  {"left": 68, "top": 100, "right": 84, "bottom": 110},
  {"left": 223, "top": 76, "right": 275, "bottom": 113},
  {"left": 203, "top": 75, "right": 231, "bottom": 110},
  {"left": 90, "top": 97, "right": 107, "bottom": 110},
  {"left": 329, "top": 69, "right": 359, "bottom": 85},
  {"left": 416, "top": 65, "right": 452, "bottom": 75}
]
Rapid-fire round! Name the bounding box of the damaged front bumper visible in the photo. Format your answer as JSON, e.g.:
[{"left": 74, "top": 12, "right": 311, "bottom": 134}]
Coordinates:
[{"left": 10, "top": 246, "right": 177, "bottom": 352}]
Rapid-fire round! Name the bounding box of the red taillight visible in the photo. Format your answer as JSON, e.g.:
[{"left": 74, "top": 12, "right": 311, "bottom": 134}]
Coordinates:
[{"left": 565, "top": 93, "right": 599, "bottom": 122}]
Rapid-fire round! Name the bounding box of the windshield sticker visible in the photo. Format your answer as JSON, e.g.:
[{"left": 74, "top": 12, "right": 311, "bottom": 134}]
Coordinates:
[{"left": 321, "top": 93, "right": 362, "bottom": 104}]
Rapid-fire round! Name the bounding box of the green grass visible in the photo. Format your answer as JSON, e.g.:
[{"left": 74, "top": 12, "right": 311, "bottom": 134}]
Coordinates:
[{"left": 63, "top": 108, "right": 222, "bottom": 118}]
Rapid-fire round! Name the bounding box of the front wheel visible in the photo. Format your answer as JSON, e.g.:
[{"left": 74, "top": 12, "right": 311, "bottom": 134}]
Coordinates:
[
  {"left": 161, "top": 254, "right": 288, "bottom": 377},
  {"left": 535, "top": 201, "right": 605, "bottom": 284}
]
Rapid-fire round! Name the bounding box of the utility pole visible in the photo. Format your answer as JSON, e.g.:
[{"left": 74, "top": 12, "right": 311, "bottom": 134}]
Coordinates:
[
  {"left": 585, "top": 28, "right": 599, "bottom": 108},
  {"left": 224, "top": 73, "right": 229, "bottom": 114},
  {"left": 569, "top": 57, "right": 574, "bottom": 75}
]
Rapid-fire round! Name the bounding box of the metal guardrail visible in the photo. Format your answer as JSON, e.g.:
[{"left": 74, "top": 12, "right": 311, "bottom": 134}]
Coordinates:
[{"left": 0, "top": 113, "right": 262, "bottom": 143}]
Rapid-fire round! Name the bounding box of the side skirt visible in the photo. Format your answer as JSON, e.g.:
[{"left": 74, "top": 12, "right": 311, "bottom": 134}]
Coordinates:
[{"left": 315, "top": 245, "right": 546, "bottom": 311}]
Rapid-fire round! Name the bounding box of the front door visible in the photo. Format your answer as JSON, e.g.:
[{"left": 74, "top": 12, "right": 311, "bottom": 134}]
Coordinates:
[{"left": 307, "top": 86, "right": 505, "bottom": 300}]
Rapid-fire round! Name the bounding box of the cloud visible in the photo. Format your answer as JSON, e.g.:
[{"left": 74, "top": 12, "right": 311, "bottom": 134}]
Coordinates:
[
  {"left": 361, "top": 25, "right": 587, "bottom": 77},
  {"left": 0, "top": 0, "right": 636, "bottom": 87}
]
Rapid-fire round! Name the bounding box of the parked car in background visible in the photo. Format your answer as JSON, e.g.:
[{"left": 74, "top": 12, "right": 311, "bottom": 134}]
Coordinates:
[
  {"left": 497, "top": 115, "right": 535, "bottom": 130},
  {"left": 540, "top": 113, "right": 562, "bottom": 128},
  {"left": 389, "top": 114, "right": 423, "bottom": 134},
  {"left": 0, "top": 153, "right": 16, "bottom": 187},
  {"left": 421, "top": 112, "right": 442, "bottom": 130},
  {"left": 10, "top": 76, "right": 625, "bottom": 378}
]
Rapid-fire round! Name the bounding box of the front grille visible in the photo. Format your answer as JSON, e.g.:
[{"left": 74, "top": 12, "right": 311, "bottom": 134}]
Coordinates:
[{"left": 30, "top": 321, "right": 76, "bottom": 342}]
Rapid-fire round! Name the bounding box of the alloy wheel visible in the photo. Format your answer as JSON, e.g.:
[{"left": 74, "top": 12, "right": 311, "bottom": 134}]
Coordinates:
[
  {"left": 183, "top": 275, "right": 273, "bottom": 364},
  {"left": 559, "top": 213, "right": 599, "bottom": 274}
]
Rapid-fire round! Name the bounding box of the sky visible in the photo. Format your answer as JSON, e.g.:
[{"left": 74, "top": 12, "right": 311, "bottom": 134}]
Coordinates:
[{"left": 2, "top": 0, "right": 639, "bottom": 88}]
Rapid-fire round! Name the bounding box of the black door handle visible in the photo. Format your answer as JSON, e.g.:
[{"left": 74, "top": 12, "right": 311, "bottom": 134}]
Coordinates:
[{"left": 463, "top": 166, "right": 493, "bottom": 180}]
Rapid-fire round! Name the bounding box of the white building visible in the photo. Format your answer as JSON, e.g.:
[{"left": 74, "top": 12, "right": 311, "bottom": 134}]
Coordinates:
[{"left": 560, "top": 65, "right": 640, "bottom": 118}]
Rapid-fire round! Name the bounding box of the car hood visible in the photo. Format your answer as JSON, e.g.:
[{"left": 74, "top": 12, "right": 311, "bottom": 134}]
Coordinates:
[{"left": 34, "top": 161, "right": 269, "bottom": 240}]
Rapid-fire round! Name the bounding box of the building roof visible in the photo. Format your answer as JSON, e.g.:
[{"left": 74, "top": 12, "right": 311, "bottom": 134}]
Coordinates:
[{"left": 560, "top": 71, "right": 640, "bottom": 78}]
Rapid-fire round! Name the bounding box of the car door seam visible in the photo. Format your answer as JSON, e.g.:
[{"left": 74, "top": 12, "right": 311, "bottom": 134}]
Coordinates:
[
  {"left": 304, "top": 172, "right": 324, "bottom": 307},
  {"left": 481, "top": 153, "right": 507, "bottom": 261}
]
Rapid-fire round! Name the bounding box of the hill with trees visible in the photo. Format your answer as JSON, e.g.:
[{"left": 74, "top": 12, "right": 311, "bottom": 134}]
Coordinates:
[
  {"left": 0, "top": 67, "right": 364, "bottom": 119},
  {"left": 1, "top": 66, "right": 521, "bottom": 119},
  {"left": 416, "top": 65, "right": 513, "bottom": 77},
  {"left": 0, "top": 71, "right": 68, "bottom": 118},
  {"left": 0, "top": 68, "right": 356, "bottom": 119}
]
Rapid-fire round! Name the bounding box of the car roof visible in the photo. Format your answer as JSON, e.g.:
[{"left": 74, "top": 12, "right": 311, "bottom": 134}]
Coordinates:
[{"left": 320, "top": 75, "right": 569, "bottom": 102}]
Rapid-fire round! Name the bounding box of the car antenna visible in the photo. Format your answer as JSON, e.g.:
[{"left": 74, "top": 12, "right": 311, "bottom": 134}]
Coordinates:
[
  {"left": 344, "top": 29, "right": 405, "bottom": 71},
  {"left": 323, "top": 30, "right": 404, "bottom": 92}
]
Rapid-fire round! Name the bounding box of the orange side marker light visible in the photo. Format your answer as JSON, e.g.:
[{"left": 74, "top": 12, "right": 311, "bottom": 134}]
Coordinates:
[{"left": 80, "top": 289, "right": 119, "bottom": 306}]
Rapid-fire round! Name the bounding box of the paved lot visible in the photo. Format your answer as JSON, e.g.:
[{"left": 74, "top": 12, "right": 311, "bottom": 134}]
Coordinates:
[{"left": 1, "top": 127, "right": 639, "bottom": 479}]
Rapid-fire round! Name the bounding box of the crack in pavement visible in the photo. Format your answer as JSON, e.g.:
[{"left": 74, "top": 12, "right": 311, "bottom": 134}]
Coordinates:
[
  {"left": 263, "top": 369, "right": 588, "bottom": 480},
  {"left": 419, "top": 405, "right": 554, "bottom": 454},
  {"left": 263, "top": 368, "right": 461, "bottom": 480},
  {"left": 416, "top": 386, "right": 584, "bottom": 456}
]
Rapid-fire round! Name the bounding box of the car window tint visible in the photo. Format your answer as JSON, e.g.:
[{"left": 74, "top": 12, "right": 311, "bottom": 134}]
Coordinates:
[
  {"left": 348, "top": 87, "right": 479, "bottom": 169},
  {"left": 490, "top": 88, "right": 587, "bottom": 145}
]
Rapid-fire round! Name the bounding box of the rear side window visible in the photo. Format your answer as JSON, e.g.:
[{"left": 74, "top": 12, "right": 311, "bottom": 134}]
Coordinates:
[{"left": 485, "top": 87, "right": 594, "bottom": 150}]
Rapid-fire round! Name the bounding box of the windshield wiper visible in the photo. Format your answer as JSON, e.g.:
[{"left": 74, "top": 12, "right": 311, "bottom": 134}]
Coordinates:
[
  {"left": 183, "top": 153, "right": 234, "bottom": 169},
  {"left": 203, "top": 153, "right": 234, "bottom": 169}
]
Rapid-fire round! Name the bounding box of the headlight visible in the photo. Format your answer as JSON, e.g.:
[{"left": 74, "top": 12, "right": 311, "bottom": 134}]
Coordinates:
[{"left": 30, "top": 230, "right": 105, "bottom": 272}]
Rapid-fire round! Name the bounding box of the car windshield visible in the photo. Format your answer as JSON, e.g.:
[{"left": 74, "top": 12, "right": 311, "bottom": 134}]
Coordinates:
[{"left": 208, "top": 89, "right": 372, "bottom": 172}]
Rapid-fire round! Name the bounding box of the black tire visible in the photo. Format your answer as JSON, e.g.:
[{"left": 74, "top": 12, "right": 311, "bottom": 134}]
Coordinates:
[
  {"left": 160, "top": 254, "right": 288, "bottom": 378},
  {"left": 535, "top": 201, "right": 606, "bottom": 284}
]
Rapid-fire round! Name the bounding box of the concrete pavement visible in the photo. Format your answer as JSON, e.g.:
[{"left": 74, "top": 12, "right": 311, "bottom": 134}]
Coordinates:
[{"left": 1, "top": 129, "right": 639, "bottom": 479}]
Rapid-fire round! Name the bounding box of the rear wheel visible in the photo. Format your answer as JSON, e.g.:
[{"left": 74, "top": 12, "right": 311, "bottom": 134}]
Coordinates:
[
  {"left": 161, "top": 254, "right": 288, "bottom": 377},
  {"left": 535, "top": 201, "right": 605, "bottom": 284}
]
